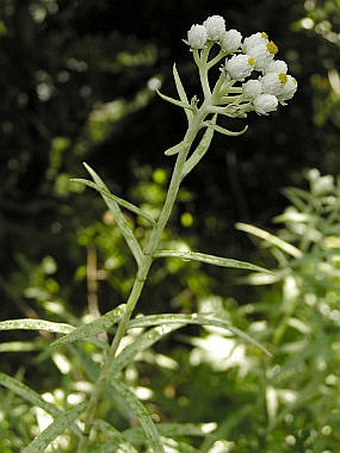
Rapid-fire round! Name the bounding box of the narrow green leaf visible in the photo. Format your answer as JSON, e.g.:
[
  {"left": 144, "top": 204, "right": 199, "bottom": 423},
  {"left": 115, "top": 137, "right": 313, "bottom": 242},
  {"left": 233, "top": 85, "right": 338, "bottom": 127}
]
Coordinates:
[
  {"left": 236, "top": 222, "right": 303, "bottom": 258},
  {"left": 92, "top": 421, "right": 138, "bottom": 453},
  {"left": 164, "top": 140, "right": 188, "bottom": 156},
  {"left": 0, "top": 341, "right": 45, "bottom": 352},
  {"left": 51, "top": 304, "right": 126, "bottom": 350},
  {"left": 83, "top": 163, "right": 143, "bottom": 267},
  {"left": 71, "top": 179, "right": 156, "bottom": 225},
  {"left": 173, "top": 63, "right": 193, "bottom": 122},
  {"left": 154, "top": 249, "right": 271, "bottom": 274},
  {"left": 128, "top": 313, "right": 271, "bottom": 357},
  {"left": 0, "top": 318, "right": 74, "bottom": 334},
  {"left": 110, "top": 324, "right": 181, "bottom": 378},
  {"left": 156, "top": 89, "right": 193, "bottom": 110},
  {"left": 203, "top": 121, "right": 248, "bottom": 137},
  {"left": 24, "top": 401, "right": 86, "bottom": 453},
  {"left": 0, "top": 371, "right": 82, "bottom": 437},
  {"left": 183, "top": 115, "right": 216, "bottom": 177},
  {"left": 110, "top": 379, "right": 164, "bottom": 453}
]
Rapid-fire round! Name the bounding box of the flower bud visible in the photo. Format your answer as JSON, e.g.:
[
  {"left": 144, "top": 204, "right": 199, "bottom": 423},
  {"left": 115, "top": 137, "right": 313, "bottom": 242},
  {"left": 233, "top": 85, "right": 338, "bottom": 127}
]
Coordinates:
[
  {"left": 264, "top": 60, "right": 288, "bottom": 74},
  {"left": 220, "top": 29, "right": 242, "bottom": 54},
  {"left": 243, "top": 32, "right": 269, "bottom": 52},
  {"left": 277, "top": 75, "right": 297, "bottom": 103},
  {"left": 242, "top": 80, "right": 263, "bottom": 100},
  {"left": 253, "top": 93, "right": 278, "bottom": 115},
  {"left": 260, "top": 73, "right": 286, "bottom": 96},
  {"left": 203, "top": 15, "right": 226, "bottom": 41},
  {"left": 247, "top": 44, "right": 275, "bottom": 70},
  {"left": 225, "top": 54, "right": 255, "bottom": 81},
  {"left": 187, "top": 24, "right": 208, "bottom": 49}
]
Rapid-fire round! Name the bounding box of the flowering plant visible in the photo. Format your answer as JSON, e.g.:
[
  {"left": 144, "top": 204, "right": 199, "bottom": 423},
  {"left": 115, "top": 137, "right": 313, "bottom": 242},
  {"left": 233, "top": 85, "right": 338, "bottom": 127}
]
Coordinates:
[{"left": 0, "top": 14, "right": 297, "bottom": 453}]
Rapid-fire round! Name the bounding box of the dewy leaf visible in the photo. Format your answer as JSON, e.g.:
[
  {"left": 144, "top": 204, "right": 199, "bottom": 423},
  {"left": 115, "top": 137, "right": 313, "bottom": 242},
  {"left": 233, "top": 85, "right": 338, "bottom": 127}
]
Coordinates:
[
  {"left": 51, "top": 304, "right": 126, "bottom": 350},
  {"left": 110, "top": 379, "right": 164, "bottom": 453},
  {"left": 203, "top": 121, "right": 248, "bottom": 137},
  {"left": 109, "top": 324, "right": 181, "bottom": 378},
  {"left": 0, "top": 318, "right": 74, "bottom": 334},
  {"left": 128, "top": 314, "right": 271, "bottom": 357},
  {"left": 71, "top": 178, "right": 156, "bottom": 225},
  {"left": 154, "top": 249, "right": 271, "bottom": 274},
  {"left": 0, "top": 371, "right": 83, "bottom": 437},
  {"left": 24, "top": 401, "right": 87, "bottom": 453},
  {"left": 156, "top": 89, "right": 193, "bottom": 111},
  {"left": 183, "top": 115, "right": 216, "bottom": 177},
  {"left": 83, "top": 163, "right": 143, "bottom": 267},
  {"left": 173, "top": 63, "right": 193, "bottom": 122},
  {"left": 236, "top": 222, "right": 303, "bottom": 258}
]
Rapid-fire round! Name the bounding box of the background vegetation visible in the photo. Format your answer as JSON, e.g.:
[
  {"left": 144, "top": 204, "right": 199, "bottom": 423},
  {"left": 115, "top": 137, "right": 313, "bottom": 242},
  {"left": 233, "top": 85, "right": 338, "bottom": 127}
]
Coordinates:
[{"left": 0, "top": 1, "right": 339, "bottom": 451}]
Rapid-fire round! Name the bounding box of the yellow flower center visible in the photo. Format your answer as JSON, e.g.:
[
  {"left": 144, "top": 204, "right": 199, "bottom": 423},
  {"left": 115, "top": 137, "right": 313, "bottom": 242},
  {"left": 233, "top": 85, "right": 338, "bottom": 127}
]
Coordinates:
[
  {"left": 267, "top": 41, "right": 278, "bottom": 55},
  {"left": 261, "top": 32, "right": 269, "bottom": 40},
  {"left": 279, "top": 73, "right": 288, "bottom": 84},
  {"left": 248, "top": 57, "right": 255, "bottom": 66}
]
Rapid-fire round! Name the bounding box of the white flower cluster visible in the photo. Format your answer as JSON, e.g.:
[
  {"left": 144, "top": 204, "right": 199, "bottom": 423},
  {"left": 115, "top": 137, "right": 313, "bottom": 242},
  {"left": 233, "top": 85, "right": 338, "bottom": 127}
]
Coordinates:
[{"left": 186, "top": 15, "right": 297, "bottom": 115}]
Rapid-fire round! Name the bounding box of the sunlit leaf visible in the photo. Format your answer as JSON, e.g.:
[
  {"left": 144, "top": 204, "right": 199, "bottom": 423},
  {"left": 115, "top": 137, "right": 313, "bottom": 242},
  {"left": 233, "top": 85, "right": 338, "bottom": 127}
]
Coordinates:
[
  {"left": 236, "top": 222, "right": 303, "bottom": 258},
  {"left": 0, "top": 318, "right": 73, "bottom": 334}
]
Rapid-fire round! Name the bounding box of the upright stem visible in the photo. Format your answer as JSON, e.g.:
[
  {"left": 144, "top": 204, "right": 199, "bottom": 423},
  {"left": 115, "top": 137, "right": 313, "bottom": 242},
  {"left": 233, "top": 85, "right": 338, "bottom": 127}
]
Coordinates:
[{"left": 77, "top": 100, "right": 210, "bottom": 452}]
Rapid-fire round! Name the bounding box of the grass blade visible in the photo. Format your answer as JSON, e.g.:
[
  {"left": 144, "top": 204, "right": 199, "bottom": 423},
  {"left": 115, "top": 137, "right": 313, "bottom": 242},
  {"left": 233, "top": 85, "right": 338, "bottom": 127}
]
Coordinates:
[
  {"left": 236, "top": 222, "right": 303, "bottom": 258},
  {"left": 71, "top": 178, "right": 156, "bottom": 225},
  {"left": 154, "top": 249, "right": 271, "bottom": 274},
  {"left": 24, "top": 401, "right": 86, "bottom": 453},
  {"left": 83, "top": 163, "right": 143, "bottom": 267},
  {"left": 110, "top": 379, "right": 164, "bottom": 453},
  {"left": 51, "top": 304, "right": 126, "bottom": 349},
  {"left": 128, "top": 313, "right": 271, "bottom": 357}
]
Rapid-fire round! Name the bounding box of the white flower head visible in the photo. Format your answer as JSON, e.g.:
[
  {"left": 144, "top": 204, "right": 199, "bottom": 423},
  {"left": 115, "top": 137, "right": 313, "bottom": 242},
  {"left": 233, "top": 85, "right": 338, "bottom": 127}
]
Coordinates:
[
  {"left": 264, "top": 59, "right": 288, "bottom": 74},
  {"left": 277, "top": 75, "right": 298, "bottom": 104},
  {"left": 247, "top": 41, "right": 278, "bottom": 70},
  {"left": 187, "top": 24, "right": 208, "bottom": 49},
  {"left": 220, "top": 29, "right": 242, "bottom": 54},
  {"left": 260, "top": 73, "right": 286, "bottom": 96},
  {"left": 203, "top": 15, "right": 226, "bottom": 41},
  {"left": 243, "top": 32, "right": 269, "bottom": 52},
  {"left": 242, "top": 79, "right": 263, "bottom": 100},
  {"left": 225, "top": 54, "right": 255, "bottom": 81},
  {"left": 253, "top": 93, "right": 279, "bottom": 115}
]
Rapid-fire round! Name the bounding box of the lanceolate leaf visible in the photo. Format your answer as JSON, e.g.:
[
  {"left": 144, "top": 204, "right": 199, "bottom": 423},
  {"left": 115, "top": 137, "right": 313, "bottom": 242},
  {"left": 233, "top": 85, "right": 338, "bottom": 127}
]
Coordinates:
[
  {"left": 51, "top": 304, "right": 126, "bottom": 350},
  {"left": 203, "top": 121, "right": 248, "bottom": 137},
  {"left": 0, "top": 318, "right": 74, "bottom": 334},
  {"left": 24, "top": 401, "right": 87, "bottom": 453},
  {"left": 83, "top": 163, "right": 143, "bottom": 267},
  {"left": 71, "top": 178, "right": 156, "bottom": 225},
  {"left": 173, "top": 63, "right": 193, "bottom": 122},
  {"left": 128, "top": 313, "right": 271, "bottom": 357},
  {"left": 154, "top": 249, "right": 271, "bottom": 274},
  {"left": 110, "top": 379, "right": 164, "bottom": 453},
  {"left": 156, "top": 89, "right": 193, "bottom": 111},
  {"left": 183, "top": 115, "right": 216, "bottom": 177},
  {"left": 164, "top": 140, "right": 189, "bottom": 156},
  {"left": 0, "top": 372, "right": 83, "bottom": 437}
]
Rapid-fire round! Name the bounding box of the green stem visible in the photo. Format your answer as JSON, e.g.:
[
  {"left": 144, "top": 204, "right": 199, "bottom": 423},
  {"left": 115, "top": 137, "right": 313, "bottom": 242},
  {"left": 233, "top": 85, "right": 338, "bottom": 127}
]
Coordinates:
[{"left": 77, "top": 98, "right": 211, "bottom": 453}]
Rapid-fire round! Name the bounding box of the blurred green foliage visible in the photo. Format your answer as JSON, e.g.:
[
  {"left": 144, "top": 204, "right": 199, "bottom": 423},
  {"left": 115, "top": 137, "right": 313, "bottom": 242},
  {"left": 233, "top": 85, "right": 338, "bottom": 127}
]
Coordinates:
[{"left": 0, "top": 0, "right": 339, "bottom": 451}]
